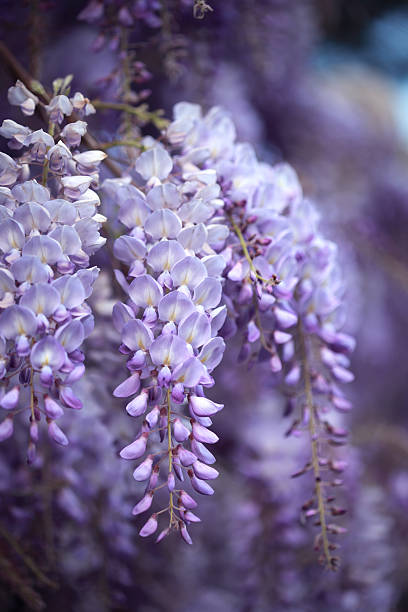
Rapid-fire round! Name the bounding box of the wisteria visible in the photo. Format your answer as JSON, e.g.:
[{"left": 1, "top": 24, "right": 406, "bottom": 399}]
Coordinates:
[
  {"left": 106, "top": 142, "right": 227, "bottom": 543},
  {"left": 0, "top": 1, "right": 407, "bottom": 610},
  {"left": 163, "top": 102, "right": 354, "bottom": 563},
  {"left": 0, "top": 79, "right": 105, "bottom": 461}
]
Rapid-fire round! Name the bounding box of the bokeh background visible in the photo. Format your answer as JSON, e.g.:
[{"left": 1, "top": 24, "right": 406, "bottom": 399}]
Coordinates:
[{"left": 0, "top": 1, "right": 408, "bottom": 610}]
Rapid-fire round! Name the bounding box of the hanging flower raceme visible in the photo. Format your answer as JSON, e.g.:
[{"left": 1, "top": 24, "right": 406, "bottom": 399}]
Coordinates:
[
  {"left": 166, "top": 103, "right": 355, "bottom": 565},
  {"left": 108, "top": 141, "right": 227, "bottom": 544},
  {"left": 0, "top": 80, "right": 106, "bottom": 461}
]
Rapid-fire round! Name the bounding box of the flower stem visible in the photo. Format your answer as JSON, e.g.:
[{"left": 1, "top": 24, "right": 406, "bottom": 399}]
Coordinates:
[
  {"left": 298, "top": 323, "right": 333, "bottom": 569},
  {"left": 91, "top": 100, "right": 168, "bottom": 130},
  {"left": 227, "top": 212, "right": 277, "bottom": 285},
  {"left": 98, "top": 139, "right": 145, "bottom": 150}
]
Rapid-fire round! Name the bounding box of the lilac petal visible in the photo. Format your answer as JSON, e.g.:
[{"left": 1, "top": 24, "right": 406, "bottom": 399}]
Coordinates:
[
  {"left": 285, "top": 365, "right": 301, "bottom": 386},
  {"left": 139, "top": 515, "right": 158, "bottom": 538},
  {"left": 146, "top": 182, "right": 180, "bottom": 210},
  {"left": 210, "top": 305, "right": 227, "bottom": 335},
  {"left": 117, "top": 192, "right": 150, "bottom": 229},
  {"left": 332, "top": 366, "right": 355, "bottom": 384},
  {"left": 162, "top": 321, "right": 176, "bottom": 335},
  {"left": 0, "top": 305, "right": 37, "bottom": 339},
  {"left": 178, "top": 446, "right": 197, "bottom": 467},
  {"left": 122, "top": 319, "right": 153, "bottom": 352},
  {"left": 146, "top": 406, "right": 160, "bottom": 428},
  {"left": 148, "top": 465, "right": 160, "bottom": 490},
  {"left": 179, "top": 490, "right": 198, "bottom": 509},
  {"left": 329, "top": 332, "right": 356, "bottom": 354},
  {"left": 64, "top": 363, "right": 85, "bottom": 384},
  {"left": 135, "top": 146, "right": 173, "bottom": 181},
  {"left": 171, "top": 256, "right": 207, "bottom": 290},
  {"left": 0, "top": 270, "right": 15, "bottom": 301},
  {"left": 193, "top": 277, "right": 222, "bottom": 309},
  {"left": 55, "top": 320, "right": 85, "bottom": 354},
  {"left": 269, "top": 354, "right": 282, "bottom": 373},
  {"left": 128, "top": 274, "right": 163, "bottom": 308},
  {"left": 193, "top": 460, "right": 219, "bottom": 480},
  {"left": 202, "top": 254, "right": 226, "bottom": 277},
  {"left": 172, "top": 382, "right": 185, "bottom": 403},
  {"left": 114, "top": 235, "right": 146, "bottom": 264},
  {"left": 184, "top": 511, "right": 201, "bottom": 523},
  {"left": 274, "top": 307, "right": 298, "bottom": 329},
  {"left": 113, "top": 373, "right": 141, "bottom": 397},
  {"left": 112, "top": 302, "right": 135, "bottom": 333},
  {"left": 23, "top": 235, "right": 62, "bottom": 265},
  {"left": 178, "top": 311, "right": 210, "bottom": 349},
  {"left": 132, "top": 491, "right": 153, "bottom": 516},
  {"left": 0, "top": 218, "right": 25, "bottom": 252},
  {"left": 172, "top": 357, "right": 206, "bottom": 387},
  {"left": 59, "top": 386, "right": 83, "bottom": 410},
  {"left": 191, "top": 439, "right": 216, "bottom": 465},
  {"left": 206, "top": 223, "right": 229, "bottom": 250},
  {"left": 177, "top": 223, "right": 207, "bottom": 252},
  {"left": 158, "top": 291, "right": 195, "bottom": 324},
  {"left": 145, "top": 209, "right": 182, "bottom": 240},
  {"left": 0, "top": 416, "right": 13, "bottom": 441},
  {"left": 20, "top": 283, "right": 60, "bottom": 316},
  {"left": 133, "top": 455, "right": 153, "bottom": 481},
  {"left": 147, "top": 240, "right": 185, "bottom": 272},
  {"left": 189, "top": 396, "right": 223, "bottom": 417},
  {"left": 30, "top": 336, "right": 66, "bottom": 371},
  {"left": 247, "top": 321, "right": 260, "bottom": 343},
  {"left": 120, "top": 433, "right": 148, "bottom": 460},
  {"left": 0, "top": 386, "right": 19, "bottom": 410},
  {"left": 10, "top": 255, "right": 50, "bottom": 284},
  {"left": 16, "top": 335, "right": 31, "bottom": 357},
  {"left": 192, "top": 421, "right": 219, "bottom": 444},
  {"left": 53, "top": 276, "right": 86, "bottom": 309},
  {"left": 48, "top": 420, "right": 69, "bottom": 446},
  {"left": 274, "top": 330, "right": 292, "bottom": 344},
  {"left": 29, "top": 421, "right": 39, "bottom": 443},
  {"left": 173, "top": 456, "right": 184, "bottom": 481},
  {"left": 149, "top": 334, "right": 191, "bottom": 368},
  {"left": 155, "top": 528, "right": 170, "bottom": 543},
  {"left": 44, "top": 395, "right": 64, "bottom": 419},
  {"left": 52, "top": 304, "right": 69, "bottom": 323},
  {"left": 198, "top": 337, "right": 225, "bottom": 372},
  {"left": 126, "top": 391, "right": 148, "bottom": 417},
  {"left": 40, "top": 365, "right": 54, "bottom": 386},
  {"left": 49, "top": 225, "right": 82, "bottom": 256},
  {"left": 173, "top": 418, "right": 190, "bottom": 442},
  {"left": 190, "top": 473, "right": 214, "bottom": 495},
  {"left": 158, "top": 365, "right": 172, "bottom": 387},
  {"left": 228, "top": 260, "right": 249, "bottom": 282},
  {"left": 332, "top": 395, "right": 352, "bottom": 412},
  {"left": 13, "top": 202, "right": 50, "bottom": 233},
  {"left": 167, "top": 472, "right": 176, "bottom": 491},
  {"left": 180, "top": 523, "right": 193, "bottom": 545}
]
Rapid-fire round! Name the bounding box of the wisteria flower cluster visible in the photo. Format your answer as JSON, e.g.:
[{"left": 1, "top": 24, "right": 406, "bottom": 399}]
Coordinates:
[
  {"left": 99, "top": 101, "right": 355, "bottom": 559},
  {"left": 0, "top": 80, "right": 106, "bottom": 462},
  {"left": 106, "top": 142, "right": 227, "bottom": 544},
  {"left": 164, "top": 102, "right": 355, "bottom": 562},
  {"left": 0, "top": 81, "right": 354, "bottom": 563}
]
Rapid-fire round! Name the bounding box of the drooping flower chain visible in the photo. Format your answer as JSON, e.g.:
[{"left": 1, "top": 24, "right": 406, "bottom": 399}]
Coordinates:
[
  {"left": 0, "top": 80, "right": 106, "bottom": 460},
  {"left": 167, "top": 103, "right": 355, "bottom": 564},
  {"left": 108, "top": 142, "right": 227, "bottom": 543}
]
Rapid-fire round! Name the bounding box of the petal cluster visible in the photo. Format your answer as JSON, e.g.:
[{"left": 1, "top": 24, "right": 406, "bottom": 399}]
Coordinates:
[
  {"left": 109, "top": 141, "right": 226, "bottom": 543},
  {"left": 0, "top": 83, "right": 106, "bottom": 460}
]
